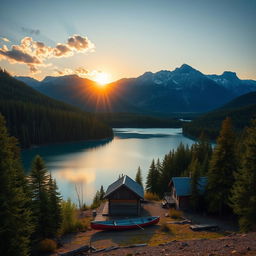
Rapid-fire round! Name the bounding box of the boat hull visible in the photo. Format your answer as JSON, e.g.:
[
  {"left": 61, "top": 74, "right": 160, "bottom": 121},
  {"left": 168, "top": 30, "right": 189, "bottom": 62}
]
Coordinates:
[{"left": 91, "top": 216, "right": 160, "bottom": 231}]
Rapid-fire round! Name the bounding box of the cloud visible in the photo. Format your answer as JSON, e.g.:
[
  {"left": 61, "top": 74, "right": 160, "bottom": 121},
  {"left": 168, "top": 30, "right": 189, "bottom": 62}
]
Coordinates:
[
  {"left": 1, "top": 37, "right": 10, "bottom": 42},
  {"left": 75, "top": 67, "right": 89, "bottom": 75},
  {"left": 54, "top": 44, "right": 72, "bottom": 57},
  {"left": 67, "top": 35, "right": 94, "bottom": 52},
  {"left": 21, "top": 27, "right": 40, "bottom": 35},
  {"left": 53, "top": 67, "right": 89, "bottom": 77},
  {"left": 0, "top": 35, "right": 95, "bottom": 73}
]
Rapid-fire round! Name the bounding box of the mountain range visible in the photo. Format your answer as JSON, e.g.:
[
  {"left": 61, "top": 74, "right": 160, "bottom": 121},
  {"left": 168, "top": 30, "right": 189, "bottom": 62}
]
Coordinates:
[{"left": 16, "top": 64, "right": 256, "bottom": 114}]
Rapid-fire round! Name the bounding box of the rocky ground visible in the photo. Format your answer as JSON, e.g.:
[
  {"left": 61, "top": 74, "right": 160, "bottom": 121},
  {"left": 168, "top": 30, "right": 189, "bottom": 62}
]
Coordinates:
[{"left": 90, "top": 232, "right": 256, "bottom": 256}]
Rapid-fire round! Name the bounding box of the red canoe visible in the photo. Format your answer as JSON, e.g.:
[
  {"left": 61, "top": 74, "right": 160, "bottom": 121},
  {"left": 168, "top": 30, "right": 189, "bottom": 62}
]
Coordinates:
[{"left": 91, "top": 216, "right": 160, "bottom": 231}]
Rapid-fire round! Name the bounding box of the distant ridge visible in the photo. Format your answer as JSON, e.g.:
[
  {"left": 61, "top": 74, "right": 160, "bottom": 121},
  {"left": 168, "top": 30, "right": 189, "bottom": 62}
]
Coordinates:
[
  {"left": 15, "top": 64, "right": 256, "bottom": 114},
  {"left": 183, "top": 91, "right": 256, "bottom": 139}
]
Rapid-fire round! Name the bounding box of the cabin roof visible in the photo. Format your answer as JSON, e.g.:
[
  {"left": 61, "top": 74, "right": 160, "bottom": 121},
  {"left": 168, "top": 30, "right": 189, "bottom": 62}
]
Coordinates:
[
  {"left": 105, "top": 175, "right": 144, "bottom": 199},
  {"left": 171, "top": 177, "right": 207, "bottom": 196}
]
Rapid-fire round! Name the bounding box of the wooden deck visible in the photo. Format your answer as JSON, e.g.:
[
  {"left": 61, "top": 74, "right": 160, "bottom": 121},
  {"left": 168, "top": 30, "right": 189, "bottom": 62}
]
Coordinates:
[{"left": 94, "top": 202, "right": 109, "bottom": 221}]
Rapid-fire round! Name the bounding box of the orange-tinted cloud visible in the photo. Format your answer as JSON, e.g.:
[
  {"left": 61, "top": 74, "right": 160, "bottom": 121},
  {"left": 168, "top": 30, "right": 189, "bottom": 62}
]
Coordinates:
[
  {"left": 1, "top": 37, "right": 10, "bottom": 42},
  {"left": 54, "top": 66, "right": 89, "bottom": 77},
  {"left": 0, "top": 35, "right": 95, "bottom": 73}
]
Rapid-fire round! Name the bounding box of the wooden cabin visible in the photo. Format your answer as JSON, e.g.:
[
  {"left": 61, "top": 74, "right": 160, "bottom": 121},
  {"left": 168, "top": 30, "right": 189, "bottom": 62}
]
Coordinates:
[
  {"left": 169, "top": 177, "right": 207, "bottom": 210},
  {"left": 104, "top": 175, "right": 144, "bottom": 216}
]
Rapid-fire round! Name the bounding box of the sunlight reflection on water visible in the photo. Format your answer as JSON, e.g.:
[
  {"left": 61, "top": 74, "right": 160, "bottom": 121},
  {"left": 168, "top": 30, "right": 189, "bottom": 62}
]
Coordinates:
[{"left": 22, "top": 128, "right": 195, "bottom": 205}]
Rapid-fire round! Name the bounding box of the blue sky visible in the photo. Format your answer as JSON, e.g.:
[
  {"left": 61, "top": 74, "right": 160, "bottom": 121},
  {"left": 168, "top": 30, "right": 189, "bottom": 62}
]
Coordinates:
[{"left": 0, "top": 0, "right": 255, "bottom": 81}]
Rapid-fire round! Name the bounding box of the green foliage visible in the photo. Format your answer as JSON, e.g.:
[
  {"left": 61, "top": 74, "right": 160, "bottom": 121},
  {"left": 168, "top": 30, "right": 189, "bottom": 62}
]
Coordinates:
[
  {"left": 189, "top": 158, "right": 201, "bottom": 211},
  {"left": 0, "top": 69, "right": 113, "bottom": 148},
  {"left": 60, "top": 199, "right": 84, "bottom": 234},
  {"left": 47, "top": 174, "right": 62, "bottom": 237},
  {"left": 146, "top": 160, "right": 159, "bottom": 194},
  {"left": 37, "top": 239, "right": 57, "bottom": 253},
  {"left": 0, "top": 114, "right": 33, "bottom": 256},
  {"left": 207, "top": 117, "right": 237, "bottom": 215},
  {"left": 91, "top": 186, "right": 105, "bottom": 209},
  {"left": 230, "top": 120, "right": 256, "bottom": 232},
  {"left": 147, "top": 144, "right": 193, "bottom": 197},
  {"left": 29, "top": 155, "right": 62, "bottom": 241},
  {"left": 135, "top": 166, "right": 143, "bottom": 187},
  {"left": 29, "top": 156, "right": 51, "bottom": 241}
]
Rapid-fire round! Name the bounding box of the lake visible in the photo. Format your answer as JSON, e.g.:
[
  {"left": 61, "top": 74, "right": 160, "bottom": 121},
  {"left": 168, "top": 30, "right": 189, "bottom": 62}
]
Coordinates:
[{"left": 22, "top": 128, "right": 195, "bottom": 205}]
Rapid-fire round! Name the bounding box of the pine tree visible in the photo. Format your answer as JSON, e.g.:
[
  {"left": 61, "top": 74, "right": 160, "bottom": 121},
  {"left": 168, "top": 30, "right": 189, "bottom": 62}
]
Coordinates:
[
  {"left": 99, "top": 185, "right": 105, "bottom": 200},
  {"left": 207, "top": 117, "right": 237, "bottom": 215},
  {"left": 0, "top": 114, "right": 33, "bottom": 256},
  {"left": 189, "top": 158, "right": 201, "bottom": 211},
  {"left": 230, "top": 120, "right": 256, "bottom": 231},
  {"left": 135, "top": 166, "right": 143, "bottom": 187},
  {"left": 29, "top": 155, "right": 51, "bottom": 241},
  {"left": 158, "top": 154, "right": 172, "bottom": 196},
  {"left": 146, "top": 160, "right": 159, "bottom": 194},
  {"left": 48, "top": 174, "right": 62, "bottom": 237}
]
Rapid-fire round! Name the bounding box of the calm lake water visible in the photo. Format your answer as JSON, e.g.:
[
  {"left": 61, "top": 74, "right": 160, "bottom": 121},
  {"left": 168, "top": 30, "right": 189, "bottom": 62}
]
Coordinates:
[{"left": 22, "top": 128, "right": 195, "bottom": 205}]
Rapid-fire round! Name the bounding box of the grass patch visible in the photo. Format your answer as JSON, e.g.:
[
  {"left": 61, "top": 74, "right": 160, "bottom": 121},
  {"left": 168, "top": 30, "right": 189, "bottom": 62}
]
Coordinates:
[
  {"left": 144, "top": 192, "right": 160, "bottom": 201},
  {"left": 60, "top": 199, "right": 91, "bottom": 235},
  {"left": 160, "top": 223, "right": 171, "bottom": 233},
  {"left": 169, "top": 208, "right": 183, "bottom": 219}
]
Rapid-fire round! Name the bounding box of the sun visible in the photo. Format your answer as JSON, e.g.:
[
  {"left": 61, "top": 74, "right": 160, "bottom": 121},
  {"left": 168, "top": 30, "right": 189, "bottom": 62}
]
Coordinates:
[{"left": 94, "top": 72, "right": 110, "bottom": 86}]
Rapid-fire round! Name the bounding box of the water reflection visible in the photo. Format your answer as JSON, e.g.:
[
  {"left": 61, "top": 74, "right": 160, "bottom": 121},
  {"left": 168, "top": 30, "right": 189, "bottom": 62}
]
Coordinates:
[{"left": 22, "top": 128, "right": 195, "bottom": 205}]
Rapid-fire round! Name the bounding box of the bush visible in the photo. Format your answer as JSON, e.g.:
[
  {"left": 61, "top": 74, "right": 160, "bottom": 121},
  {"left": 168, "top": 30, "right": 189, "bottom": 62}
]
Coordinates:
[
  {"left": 37, "top": 239, "right": 57, "bottom": 253},
  {"left": 169, "top": 208, "right": 183, "bottom": 219},
  {"left": 60, "top": 199, "right": 87, "bottom": 234},
  {"left": 144, "top": 192, "right": 160, "bottom": 201}
]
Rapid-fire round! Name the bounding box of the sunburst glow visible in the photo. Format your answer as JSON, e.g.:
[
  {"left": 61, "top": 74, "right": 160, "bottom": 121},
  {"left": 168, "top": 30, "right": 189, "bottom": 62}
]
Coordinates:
[{"left": 93, "top": 72, "right": 111, "bottom": 86}]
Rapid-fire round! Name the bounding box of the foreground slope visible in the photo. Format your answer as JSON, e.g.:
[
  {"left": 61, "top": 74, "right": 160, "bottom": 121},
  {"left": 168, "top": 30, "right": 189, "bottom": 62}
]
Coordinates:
[
  {"left": 0, "top": 70, "right": 113, "bottom": 147},
  {"left": 183, "top": 92, "right": 256, "bottom": 139}
]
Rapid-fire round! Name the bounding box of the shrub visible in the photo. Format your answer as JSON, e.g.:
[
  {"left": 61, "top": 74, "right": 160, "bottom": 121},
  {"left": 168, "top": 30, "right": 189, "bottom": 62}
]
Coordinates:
[
  {"left": 144, "top": 192, "right": 160, "bottom": 201},
  {"left": 37, "top": 239, "right": 57, "bottom": 253},
  {"left": 169, "top": 208, "right": 183, "bottom": 219},
  {"left": 60, "top": 199, "right": 87, "bottom": 234},
  {"left": 160, "top": 223, "right": 171, "bottom": 233}
]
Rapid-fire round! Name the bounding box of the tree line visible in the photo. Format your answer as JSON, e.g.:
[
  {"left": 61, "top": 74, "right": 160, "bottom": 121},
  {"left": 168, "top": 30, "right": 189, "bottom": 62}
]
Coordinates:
[
  {"left": 1, "top": 114, "right": 70, "bottom": 255},
  {"left": 0, "top": 69, "right": 113, "bottom": 148},
  {"left": 143, "top": 117, "right": 256, "bottom": 232}
]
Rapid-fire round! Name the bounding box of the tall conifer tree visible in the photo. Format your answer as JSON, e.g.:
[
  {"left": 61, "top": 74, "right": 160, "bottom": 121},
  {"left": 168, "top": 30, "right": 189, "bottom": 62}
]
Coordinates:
[
  {"left": 207, "top": 117, "right": 237, "bottom": 215},
  {"left": 0, "top": 114, "right": 33, "bottom": 256},
  {"left": 230, "top": 120, "right": 256, "bottom": 231},
  {"left": 48, "top": 174, "right": 62, "bottom": 237},
  {"left": 135, "top": 166, "right": 143, "bottom": 187},
  {"left": 29, "top": 155, "right": 51, "bottom": 241}
]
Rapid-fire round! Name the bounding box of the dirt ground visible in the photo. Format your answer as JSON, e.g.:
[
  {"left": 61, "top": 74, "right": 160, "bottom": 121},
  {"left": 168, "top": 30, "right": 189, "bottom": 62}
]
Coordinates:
[
  {"left": 91, "top": 232, "right": 256, "bottom": 256},
  {"left": 53, "top": 201, "right": 255, "bottom": 256}
]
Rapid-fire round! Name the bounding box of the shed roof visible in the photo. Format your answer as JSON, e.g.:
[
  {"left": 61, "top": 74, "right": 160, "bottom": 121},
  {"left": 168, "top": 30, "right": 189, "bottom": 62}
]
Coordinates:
[
  {"left": 171, "top": 177, "right": 207, "bottom": 197},
  {"left": 105, "top": 175, "right": 144, "bottom": 199}
]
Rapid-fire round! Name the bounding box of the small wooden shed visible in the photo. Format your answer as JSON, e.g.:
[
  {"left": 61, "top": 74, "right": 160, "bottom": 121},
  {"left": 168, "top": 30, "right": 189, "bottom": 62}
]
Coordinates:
[
  {"left": 104, "top": 175, "right": 144, "bottom": 216},
  {"left": 169, "top": 177, "right": 207, "bottom": 210}
]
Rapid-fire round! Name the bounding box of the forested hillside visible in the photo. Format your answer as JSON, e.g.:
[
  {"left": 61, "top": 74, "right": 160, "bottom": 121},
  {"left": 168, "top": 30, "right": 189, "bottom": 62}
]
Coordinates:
[
  {"left": 183, "top": 92, "right": 256, "bottom": 139},
  {"left": 0, "top": 70, "right": 113, "bottom": 147}
]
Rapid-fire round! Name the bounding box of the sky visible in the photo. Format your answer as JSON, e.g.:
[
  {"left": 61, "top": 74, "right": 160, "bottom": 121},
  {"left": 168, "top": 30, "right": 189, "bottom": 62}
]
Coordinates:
[{"left": 0, "top": 0, "right": 255, "bottom": 82}]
